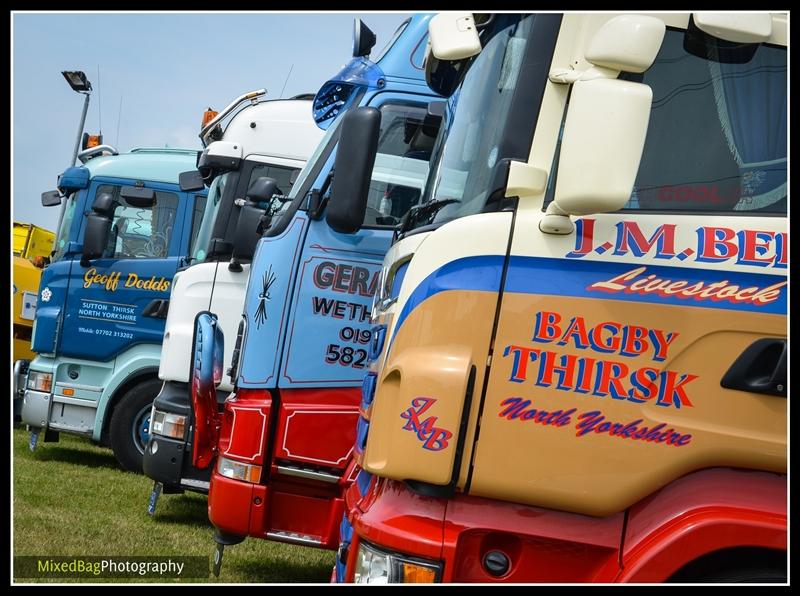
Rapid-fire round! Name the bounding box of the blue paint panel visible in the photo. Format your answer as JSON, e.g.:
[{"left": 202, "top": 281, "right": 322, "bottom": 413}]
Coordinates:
[
  {"left": 393, "top": 255, "right": 507, "bottom": 339},
  {"left": 374, "top": 14, "right": 431, "bottom": 82},
  {"left": 53, "top": 176, "right": 200, "bottom": 362},
  {"left": 390, "top": 261, "right": 408, "bottom": 300},
  {"left": 392, "top": 255, "right": 787, "bottom": 347},
  {"left": 31, "top": 260, "right": 71, "bottom": 354},
  {"left": 505, "top": 256, "right": 787, "bottom": 315},
  {"left": 279, "top": 219, "right": 391, "bottom": 388},
  {"left": 238, "top": 214, "right": 309, "bottom": 387}
]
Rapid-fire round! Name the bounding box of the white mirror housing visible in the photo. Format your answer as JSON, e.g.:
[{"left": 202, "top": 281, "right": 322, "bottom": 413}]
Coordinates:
[
  {"left": 585, "top": 15, "right": 666, "bottom": 74},
  {"left": 692, "top": 13, "right": 772, "bottom": 44},
  {"left": 553, "top": 78, "right": 652, "bottom": 216},
  {"left": 428, "top": 12, "right": 482, "bottom": 61}
]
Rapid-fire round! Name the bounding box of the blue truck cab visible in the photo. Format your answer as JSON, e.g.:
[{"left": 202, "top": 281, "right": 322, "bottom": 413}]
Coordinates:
[
  {"left": 21, "top": 147, "right": 207, "bottom": 471},
  {"left": 184, "top": 15, "right": 443, "bottom": 568}
]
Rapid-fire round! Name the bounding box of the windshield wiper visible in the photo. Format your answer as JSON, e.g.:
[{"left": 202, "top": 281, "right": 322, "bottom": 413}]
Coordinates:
[{"left": 399, "top": 198, "right": 461, "bottom": 234}]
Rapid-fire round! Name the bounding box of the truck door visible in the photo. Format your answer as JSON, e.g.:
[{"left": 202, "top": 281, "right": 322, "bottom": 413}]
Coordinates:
[
  {"left": 469, "top": 21, "right": 787, "bottom": 517},
  {"left": 238, "top": 97, "right": 440, "bottom": 478},
  {"left": 60, "top": 181, "right": 192, "bottom": 361}
]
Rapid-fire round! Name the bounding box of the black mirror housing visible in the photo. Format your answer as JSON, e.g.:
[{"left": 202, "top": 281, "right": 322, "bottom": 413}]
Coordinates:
[
  {"left": 326, "top": 107, "right": 381, "bottom": 234},
  {"left": 92, "top": 192, "right": 116, "bottom": 216},
  {"left": 81, "top": 213, "right": 112, "bottom": 266},
  {"left": 353, "top": 18, "right": 377, "bottom": 57},
  {"left": 230, "top": 203, "right": 266, "bottom": 264},
  {"left": 179, "top": 170, "right": 207, "bottom": 191},
  {"left": 246, "top": 177, "right": 278, "bottom": 203},
  {"left": 120, "top": 186, "right": 156, "bottom": 208},
  {"left": 41, "top": 190, "right": 62, "bottom": 207}
]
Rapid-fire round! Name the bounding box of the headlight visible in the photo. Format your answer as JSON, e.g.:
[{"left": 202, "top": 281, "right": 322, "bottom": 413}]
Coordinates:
[
  {"left": 150, "top": 409, "right": 187, "bottom": 439},
  {"left": 216, "top": 455, "right": 262, "bottom": 483},
  {"left": 353, "top": 541, "right": 441, "bottom": 584},
  {"left": 26, "top": 371, "right": 53, "bottom": 392}
]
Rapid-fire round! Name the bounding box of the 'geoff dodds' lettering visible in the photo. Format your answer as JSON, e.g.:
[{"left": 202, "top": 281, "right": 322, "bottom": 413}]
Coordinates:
[{"left": 83, "top": 268, "right": 170, "bottom": 292}]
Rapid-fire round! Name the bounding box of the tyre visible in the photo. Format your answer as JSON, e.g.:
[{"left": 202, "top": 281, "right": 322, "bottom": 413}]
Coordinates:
[
  {"left": 697, "top": 568, "right": 786, "bottom": 583},
  {"left": 109, "top": 378, "right": 161, "bottom": 473}
]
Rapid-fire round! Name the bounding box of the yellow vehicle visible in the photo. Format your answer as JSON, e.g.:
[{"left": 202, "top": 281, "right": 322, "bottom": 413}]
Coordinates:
[{"left": 13, "top": 222, "right": 55, "bottom": 420}]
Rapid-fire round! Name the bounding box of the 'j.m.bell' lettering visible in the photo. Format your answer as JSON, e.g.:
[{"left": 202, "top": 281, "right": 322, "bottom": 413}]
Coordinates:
[
  {"left": 312, "top": 261, "right": 380, "bottom": 297},
  {"left": 400, "top": 397, "right": 452, "bottom": 451},
  {"left": 567, "top": 219, "right": 787, "bottom": 268},
  {"left": 501, "top": 311, "right": 697, "bottom": 410}
]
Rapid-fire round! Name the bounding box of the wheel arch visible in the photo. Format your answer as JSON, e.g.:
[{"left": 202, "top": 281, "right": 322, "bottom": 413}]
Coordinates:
[
  {"left": 617, "top": 469, "right": 786, "bottom": 582},
  {"left": 97, "top": 366, "right": 161, "bottom": 445}
]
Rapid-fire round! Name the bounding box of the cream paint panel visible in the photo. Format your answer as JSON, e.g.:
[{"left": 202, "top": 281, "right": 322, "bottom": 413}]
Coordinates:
[
  {"left": 469, "top": 294, "right": 786, "bottom": 517},
  {"left": 511, "top": 210, "right": 786, "bottom": 275},
  {"left": 387, "top": 212, "right": 513, "bottom": 348}
]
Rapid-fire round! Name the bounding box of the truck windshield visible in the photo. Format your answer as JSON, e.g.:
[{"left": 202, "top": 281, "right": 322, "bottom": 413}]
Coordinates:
[
  {"left": 191, "top": 172, "right": 230, "bottom": 262},
  {"left": 52, "top": 194, "right": 78, "bottom": 262},
  {"left": 409, "top": 14, "right": 532, "bottom": 232}
]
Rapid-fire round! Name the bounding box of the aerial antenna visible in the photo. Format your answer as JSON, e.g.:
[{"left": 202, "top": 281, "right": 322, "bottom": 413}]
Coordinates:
[
  {"left": 279, "top": 63, "right": 294, "bottom": 99},
  {"left": 97, "top": 65, "right": 102, "bottom": 134},
  {"left": 115, "top": 96, "right": 123, "bottom": 147}
]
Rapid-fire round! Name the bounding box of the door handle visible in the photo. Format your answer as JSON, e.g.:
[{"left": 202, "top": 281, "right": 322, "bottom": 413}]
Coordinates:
[
  {"left": 720, "top": 338, "right": 786, "bottom": 397},
  {"left": 142, "top": 299, "right": 170, "bottom": 319}
]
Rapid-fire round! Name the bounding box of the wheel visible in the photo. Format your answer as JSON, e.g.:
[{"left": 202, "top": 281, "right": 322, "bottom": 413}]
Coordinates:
[{"left": 109, "top": 378, "right": 161, "bottom": 472}]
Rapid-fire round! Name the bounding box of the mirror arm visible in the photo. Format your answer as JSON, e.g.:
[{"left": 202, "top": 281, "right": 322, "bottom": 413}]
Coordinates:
[
  {"left": 549, "top": 65, "right": 620, "bottom": 84},
  {"left": 539, "top": 201, "right": 574, "bottom": 235}
]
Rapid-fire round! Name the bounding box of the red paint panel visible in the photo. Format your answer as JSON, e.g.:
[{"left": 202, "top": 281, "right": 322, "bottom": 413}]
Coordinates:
[
  {"left": 272, "top": 388, "right": 360, "bottom": 469},
  {"left": 219, "top": 389, "right": 272, "bottom": 465},
  {"left": 620, "top": 468, "right": 787, "bottom": 582},
  {"left": 269, "top": 490, "right": 346, "bottom": 548},
  {"left": 352, "top": 479, "right": 447, "bottom": 562},
  {"left": 442, "top": 493, "right": 623, "bottom": 582},
  {"left": 208, "top": 470, "right": 253, "bottom": 537}
]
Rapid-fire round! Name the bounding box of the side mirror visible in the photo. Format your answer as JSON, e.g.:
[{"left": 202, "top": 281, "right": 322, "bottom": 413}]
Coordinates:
[
  {"left": 552, "top": 78, "right": 652, "bottom": 217},
  {"left": 353, "top": 18, "right": 377, "bottom": 57},
  {"left": 326, "top": 106, "right": 381, "bottom": 234},
  {"left": 81, "top": 213, "right": 112, "bottom": 266},
  {"left": 190, "top": 311, "right": 224, "bottom": 469},
  {"left": 120, "top": 186, "right": 155, "bottom": 208},
  {"left": 427, "top": 12, "right": 481, "bottom": 60},
  {"left": 92, "top": 192, "right": 116, "bottom": 216},
  {"left": 229, "top": 203, "right": 266, "bottom": 269},
  {"left": 80, "top": 192, "right": 117, "bottom": 265},
  {"left": 41, "top": 190, "right": 62, "bottom": 207},
  {"left": 179, "top": 170, "right": 206, "bottom": 191},
  {"left": 246, "top": 176, "right": 278, "bottom": 203}
]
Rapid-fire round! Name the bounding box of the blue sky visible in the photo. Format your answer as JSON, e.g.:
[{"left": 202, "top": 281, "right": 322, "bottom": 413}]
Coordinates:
[{"left": 12, "top": 11, "right": 413, "bottom": 232}]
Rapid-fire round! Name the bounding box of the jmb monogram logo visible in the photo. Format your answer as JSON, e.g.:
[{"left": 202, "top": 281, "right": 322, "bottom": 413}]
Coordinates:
[{"left": 400, "top": 398, "right": 452, "bottom": 451}]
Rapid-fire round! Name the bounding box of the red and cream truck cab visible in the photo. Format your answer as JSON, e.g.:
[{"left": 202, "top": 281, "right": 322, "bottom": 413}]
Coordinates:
[{"left": 334, "top": 12, "right": 787, "bottom": 583}]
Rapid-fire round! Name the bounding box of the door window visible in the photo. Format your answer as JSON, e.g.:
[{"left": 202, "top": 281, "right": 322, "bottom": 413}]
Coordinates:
[
  {"left": 96, "top": 184, "right": 179, "bottom": 259},
  {"left": 364, "top": 102, "right": 440, "bottom": 227}
]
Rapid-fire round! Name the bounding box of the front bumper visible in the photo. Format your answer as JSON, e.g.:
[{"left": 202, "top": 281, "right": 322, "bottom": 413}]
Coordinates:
[
  {"left": 21, "top": 388, "right": 51, "bottom": 430},
  {"left": 143, "top": 381, "right": 213, "bottom": 493}
]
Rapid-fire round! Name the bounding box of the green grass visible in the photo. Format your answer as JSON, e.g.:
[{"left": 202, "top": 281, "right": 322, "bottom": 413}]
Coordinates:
[{"left": 13, "top": 428, "right": 335, "bottom": 583}]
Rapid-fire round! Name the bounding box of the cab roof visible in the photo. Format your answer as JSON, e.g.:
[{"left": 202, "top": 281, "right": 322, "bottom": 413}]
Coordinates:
[{"left": 81, "top": 147, "right": 199, "bottom": 185}]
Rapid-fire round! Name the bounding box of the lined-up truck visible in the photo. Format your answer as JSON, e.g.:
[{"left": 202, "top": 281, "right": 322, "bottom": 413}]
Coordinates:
[
  {"left": 13, "top": 221, "right": 56, "bottom": 421},
  {"left": 20, "top": 146, "right": 208, "bottom": 470},
  {"left": 334, "top": 12, "right": 787, "bottom": 583},
  {"left": 143, "top": 94, "right": 324, "bottom": 505},
  {"left": 186, "top": 15, "right": 443, "bottom": 574}
]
